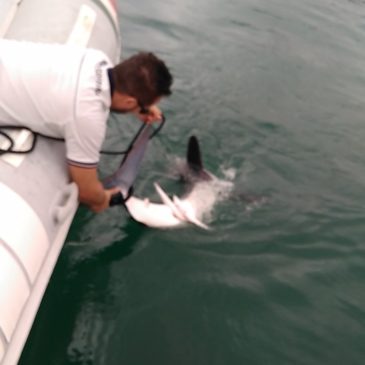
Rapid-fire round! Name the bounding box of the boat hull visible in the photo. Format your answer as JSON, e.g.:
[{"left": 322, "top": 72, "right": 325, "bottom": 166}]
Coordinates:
[{"left": 0, "top": 1, "right": 120, "bottom": 364}]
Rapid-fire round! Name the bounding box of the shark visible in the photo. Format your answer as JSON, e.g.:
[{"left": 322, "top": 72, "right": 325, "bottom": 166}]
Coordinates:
[{"left": 103, "top": 124, "right": 232, "bottom": 229}]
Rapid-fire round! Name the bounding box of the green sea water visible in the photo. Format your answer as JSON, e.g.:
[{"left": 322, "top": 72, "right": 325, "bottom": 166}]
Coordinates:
[{"left": 20, "top": 0, "right": 365, "bottom": 364}]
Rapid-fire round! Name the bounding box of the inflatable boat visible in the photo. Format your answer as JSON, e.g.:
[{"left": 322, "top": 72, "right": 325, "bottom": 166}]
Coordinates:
[{"left": 0, "top": 1, "right": 121, "bottom": 364}]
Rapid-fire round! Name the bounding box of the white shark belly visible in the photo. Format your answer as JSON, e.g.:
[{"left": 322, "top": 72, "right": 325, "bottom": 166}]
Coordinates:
[
  {"left": 124, "top": 182, "right": 213, "bottom": 230},
  {"left": 125, "top": 196, "right": 184, "bottom": 228}
]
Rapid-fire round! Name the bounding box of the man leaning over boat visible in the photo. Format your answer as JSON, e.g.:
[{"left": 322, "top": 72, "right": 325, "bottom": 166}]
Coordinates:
[{"left": 0, "top": 39, "right": 173, "bottom": 212}]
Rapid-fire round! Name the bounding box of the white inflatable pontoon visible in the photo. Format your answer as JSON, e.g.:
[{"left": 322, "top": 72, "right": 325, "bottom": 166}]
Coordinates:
[{"left": 0, "top": 1, "right": 121, "bottom": 364}]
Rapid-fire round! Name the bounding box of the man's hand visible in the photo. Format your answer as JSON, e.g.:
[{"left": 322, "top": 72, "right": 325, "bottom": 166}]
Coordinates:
[
  {"left": 68, "top": 164, "right": 120, "bottom": 213},
  {"left": 135, "top": 105, "right": 162, "bottom": 124},
  {"left": 96, "top": 186, "right": 121, "bottom": 212}
]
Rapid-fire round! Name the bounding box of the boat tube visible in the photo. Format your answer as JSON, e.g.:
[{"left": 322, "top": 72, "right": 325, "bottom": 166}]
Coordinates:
[{"left": 0, "top": 1, "right": 120, "bottom": 364}]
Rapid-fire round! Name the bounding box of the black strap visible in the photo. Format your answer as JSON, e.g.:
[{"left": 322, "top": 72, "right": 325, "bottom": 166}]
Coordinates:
[
  {"left": 0, "top": 129, "right": 14, "bottom": 155},
  {"left": 100, "top": 113, "right": 166, "bottom": 156},
  {"left": 109, "top": 186, "right": 134, "bottom": 207},
  {"left": 0, "top": 125, "right": 63, "bottom": 155},
  {"left": 109, "top": 192, "right": 124, "bottom": 206},
  {"left": 0, "top": 113, "right": 166, "bottom": 156}
]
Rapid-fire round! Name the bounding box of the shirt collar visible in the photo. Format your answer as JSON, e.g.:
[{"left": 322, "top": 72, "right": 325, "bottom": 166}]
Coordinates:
[{"left": 107, "top": 68, "right": 114, "bottom": 98}]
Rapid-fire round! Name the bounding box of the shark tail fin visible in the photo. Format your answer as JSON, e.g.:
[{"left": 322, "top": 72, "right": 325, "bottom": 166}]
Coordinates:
[{"left": 103, "top": 124, "right": 153, "bottom": 192}]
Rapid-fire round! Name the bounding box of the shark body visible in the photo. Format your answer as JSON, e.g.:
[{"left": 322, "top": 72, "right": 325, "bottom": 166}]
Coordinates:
[{"left": 104, "top": 125, "right": 227, "bottom": 229}]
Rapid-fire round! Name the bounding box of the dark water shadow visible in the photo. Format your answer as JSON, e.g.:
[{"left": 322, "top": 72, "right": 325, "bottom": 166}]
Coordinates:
[{"left": 18, "top": 218, "right": 147, "bottom": 365}]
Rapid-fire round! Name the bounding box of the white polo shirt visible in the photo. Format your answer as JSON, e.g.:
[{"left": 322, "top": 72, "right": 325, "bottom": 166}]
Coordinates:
[{"left": 0, "top": 39, "right": 113, "bottom": 167}]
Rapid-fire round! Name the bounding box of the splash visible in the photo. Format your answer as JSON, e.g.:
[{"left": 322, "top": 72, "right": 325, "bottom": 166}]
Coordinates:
[{"left": 184, "top": 172, "right": 235, "bottom": 223}]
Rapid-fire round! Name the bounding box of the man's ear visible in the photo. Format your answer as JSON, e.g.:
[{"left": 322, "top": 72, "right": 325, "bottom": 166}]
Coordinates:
[
  {"left": 124, "top": 95, "right": 138, "bottom": 108},
  {"left": 111, "top": 91, "right": 138, "bottom": 109}
]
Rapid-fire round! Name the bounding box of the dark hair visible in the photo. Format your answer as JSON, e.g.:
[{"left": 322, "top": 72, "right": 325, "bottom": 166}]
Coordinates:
[{"left": 111, "top": 52, "right": 173, "bottom": 105}]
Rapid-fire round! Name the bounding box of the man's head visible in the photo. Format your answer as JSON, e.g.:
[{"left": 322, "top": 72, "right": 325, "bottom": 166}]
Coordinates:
[{"left": 110, "top": 52, "right": 173, "bottom": 114}]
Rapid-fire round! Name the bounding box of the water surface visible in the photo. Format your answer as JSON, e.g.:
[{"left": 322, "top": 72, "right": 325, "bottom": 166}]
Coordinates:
[{"left": 20, "top": 0, "right": 365, "bottom": 364}]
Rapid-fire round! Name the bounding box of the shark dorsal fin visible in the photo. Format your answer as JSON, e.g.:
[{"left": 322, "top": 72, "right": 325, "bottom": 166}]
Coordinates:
[
  {"left": 186, "top": 136, "right": 212, "bottom": 181},
  {"left": 187, "top": 136, "right": 203, "bottom": 172}
]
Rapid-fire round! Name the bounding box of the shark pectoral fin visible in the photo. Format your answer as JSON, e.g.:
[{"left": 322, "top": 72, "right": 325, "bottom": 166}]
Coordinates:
[
  {"left": 172, "top": 195, "right": 188, "bottom": 219},
  {"left": 172, "top": 195, "right": 210, "bottom": 231},
  {"left": 188, "top": 217, "right": 210, "bottom": 230},
  {"left": 153, "top": 182, "right": 186, "bottom": 221},
  {"left": 153, "top": 183, "right": 210, "bottom": 230}
]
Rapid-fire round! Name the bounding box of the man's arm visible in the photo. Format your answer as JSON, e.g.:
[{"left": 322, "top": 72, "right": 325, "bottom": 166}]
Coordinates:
[{"left": 68, "top": 164, "right": 118, "bottom": 212}]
